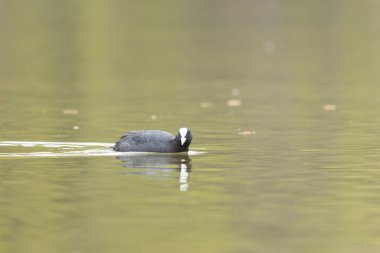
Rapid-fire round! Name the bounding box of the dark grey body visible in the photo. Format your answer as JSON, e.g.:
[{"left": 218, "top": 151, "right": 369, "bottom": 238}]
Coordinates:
[{"left": 113, "top": 130, "right": 192, "bottom": 153}]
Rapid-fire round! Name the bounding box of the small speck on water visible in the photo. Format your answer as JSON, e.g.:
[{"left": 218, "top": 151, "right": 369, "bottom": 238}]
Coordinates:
[
  {"left": 73, "top": 126, "right": 80, "bottom": 130},
  {"left": 150, "top": 115, "right": 157, "bottom": 120},
  {"left": 238, "top": 130, "right": 256, "bottom": 135},
  {"left": 200, "top": 102, "right": 214, "bottom": 108},
  {"left": 323, "top": 104, "right": 337, "bottom": 111},
  {"left": 231, "top": 88, "right": 240, "bottom": 96},
  {"left": 263, "top": 40, "right": 276, "bottom": 54},
  {"left": 63, "top": 109, "right": 79, "bottom": 115},
  {"left": 227, "top": 99, "right": 242, "bottom": 107}
]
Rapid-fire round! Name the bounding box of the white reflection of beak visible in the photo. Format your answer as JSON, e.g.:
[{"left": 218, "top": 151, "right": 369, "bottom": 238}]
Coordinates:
[{"left": 181, "top": 137, "right": 186, "bottom": 145}]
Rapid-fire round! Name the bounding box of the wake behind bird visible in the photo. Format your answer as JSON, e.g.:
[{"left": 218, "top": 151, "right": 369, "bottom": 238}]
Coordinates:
[{"left": 0, "top": 141, "right": 204, "bottom": 158}]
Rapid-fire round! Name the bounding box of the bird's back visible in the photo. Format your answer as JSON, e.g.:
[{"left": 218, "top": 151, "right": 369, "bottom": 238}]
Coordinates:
[{"left": 114, "top": 130, "right": 176, "bottom": 152}]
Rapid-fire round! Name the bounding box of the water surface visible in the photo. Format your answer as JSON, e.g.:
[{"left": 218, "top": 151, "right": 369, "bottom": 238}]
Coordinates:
[{"left": 1, "top": 1, "right": 380, "bottom": 253}]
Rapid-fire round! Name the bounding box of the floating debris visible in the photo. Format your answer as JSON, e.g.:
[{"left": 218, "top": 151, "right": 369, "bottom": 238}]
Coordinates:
[
  {"left": 227, "top": 99, "right": 242, "bottom": 107},
  {"left": 63, "top": 109, "right": 79, "bottom": 115},
  {"left": 323, "top": 104, "right": 337, "bottom": 111},
  {"left": 150, "top": 115, "right": 157, "bottom": 120},
  {"left": 238, "top": 130, "right": 256, "bottom": 135},
  {"left": 200, "top": 102, "right": 214, "bottom": 108},
  {"left": 73, "top": 126, "right": 80, "bottom": 130},
  {"left": 231, "top": 88, "right": 240, "bottom": 96}
]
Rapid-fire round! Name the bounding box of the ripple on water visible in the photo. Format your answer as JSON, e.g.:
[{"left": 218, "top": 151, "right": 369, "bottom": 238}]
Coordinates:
[{"left": 0, "top": 141, "right": 205, "bottom": 158}]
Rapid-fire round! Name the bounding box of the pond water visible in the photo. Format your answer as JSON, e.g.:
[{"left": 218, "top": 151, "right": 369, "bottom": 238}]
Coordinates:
[{"left": 2, "top": 1, "right": 380, "bottom": 252}]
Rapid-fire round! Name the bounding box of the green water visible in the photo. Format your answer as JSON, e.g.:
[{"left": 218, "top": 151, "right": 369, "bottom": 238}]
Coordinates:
[{"left": 2, "top": 1, "right": 380, "bottom": 252}]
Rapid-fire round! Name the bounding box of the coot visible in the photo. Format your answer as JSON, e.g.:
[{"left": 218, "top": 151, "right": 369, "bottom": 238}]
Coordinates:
[{"left": 113, "top": 128, "right": 192, "bottom": 153}]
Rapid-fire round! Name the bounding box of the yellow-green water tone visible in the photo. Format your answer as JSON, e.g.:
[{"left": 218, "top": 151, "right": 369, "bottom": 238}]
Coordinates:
[{"left": 1, "top": 1, "right": 380, "bottom": 252}]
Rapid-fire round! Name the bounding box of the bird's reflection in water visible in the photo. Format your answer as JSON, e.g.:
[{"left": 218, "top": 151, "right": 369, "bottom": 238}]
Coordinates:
[{"left": 116, "top": 153, "right": 192, "bottom": 191}]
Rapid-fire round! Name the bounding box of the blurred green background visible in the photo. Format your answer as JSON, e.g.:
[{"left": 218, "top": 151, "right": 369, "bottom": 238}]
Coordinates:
[{"left": 2, "top": 1, "right": 380, "bottom": 253}]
